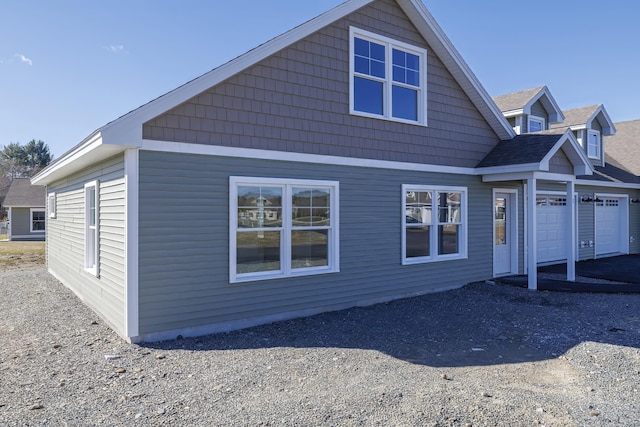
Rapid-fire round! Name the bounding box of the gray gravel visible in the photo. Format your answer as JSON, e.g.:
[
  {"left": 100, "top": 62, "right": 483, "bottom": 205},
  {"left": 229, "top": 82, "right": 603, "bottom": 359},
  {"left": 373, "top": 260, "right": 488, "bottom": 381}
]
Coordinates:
[{"left": 1, "top": 265, "right": 639, "bottom": 426}]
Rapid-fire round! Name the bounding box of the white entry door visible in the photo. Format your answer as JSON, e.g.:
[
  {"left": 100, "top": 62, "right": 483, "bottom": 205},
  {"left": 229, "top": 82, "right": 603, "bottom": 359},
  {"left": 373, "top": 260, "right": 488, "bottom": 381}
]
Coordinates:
[
  {"left": 493, "top": 191, "right": 516, "bottom": 276},
  {"left": 595, "top": 197, "right": 625, "bottom": 256}
]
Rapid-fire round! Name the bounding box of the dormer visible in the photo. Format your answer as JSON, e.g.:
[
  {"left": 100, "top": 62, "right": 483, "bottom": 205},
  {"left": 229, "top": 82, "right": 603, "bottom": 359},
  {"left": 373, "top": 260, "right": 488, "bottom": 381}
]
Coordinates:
[
  {"left": 549, "top": 105, "right": 616, "bottom": 167},
  {"left": 493, "top": 86, "right": 565, "bottom": 135}
]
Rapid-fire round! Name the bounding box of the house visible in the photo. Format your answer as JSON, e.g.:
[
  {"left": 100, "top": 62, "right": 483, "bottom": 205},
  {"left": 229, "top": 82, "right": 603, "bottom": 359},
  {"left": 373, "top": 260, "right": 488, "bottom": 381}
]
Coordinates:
[
  {"left": 31, "top": 0, "right": 640, "bottom": 343},
  {"left": 492, "top": 88, "right": 640, "bottom": 270},
  {"left": 3, "top": 178, "right": 47, "bottom": 241}
]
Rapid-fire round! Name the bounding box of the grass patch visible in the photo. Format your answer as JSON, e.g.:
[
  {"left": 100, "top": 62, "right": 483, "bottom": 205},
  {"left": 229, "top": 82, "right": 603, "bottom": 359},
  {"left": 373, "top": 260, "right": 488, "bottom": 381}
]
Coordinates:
[{"left": 0, "top": 241, "right": 45, "bottom": 267}]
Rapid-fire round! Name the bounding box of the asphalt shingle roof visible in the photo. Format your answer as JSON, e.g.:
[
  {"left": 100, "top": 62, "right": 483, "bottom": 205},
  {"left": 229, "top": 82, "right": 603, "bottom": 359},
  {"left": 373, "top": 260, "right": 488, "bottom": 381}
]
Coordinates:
[
  {"left": 476, "top": 131, "right": 564, "bottom": 168},
  {"left": 549, "top": 105, "right": 600, "bottom": 130},
  {"left": 3, "top": 178, "right": 46, "bottom": 207},
  {"left": 604, "top": 119, "right": 640, "bottom": 176},
  {"left": 492, "top": 86, "right": 544, "bottom": 112}
]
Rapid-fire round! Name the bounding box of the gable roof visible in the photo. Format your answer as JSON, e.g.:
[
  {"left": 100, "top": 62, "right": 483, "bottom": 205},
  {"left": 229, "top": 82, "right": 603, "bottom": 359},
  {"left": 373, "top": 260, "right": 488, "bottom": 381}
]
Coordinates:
[
  {"left": 492, "top": 86, "right": 564, "bottom": 122},
  {"left": 33, "top": 0, "right": 515, "bottom": 186},
  {"left": 604, "top": 119, "right": 640, "bottom": 176},
  {"left": 549, "top": 104, "right": 616, "bottom": 135},
  {"left": 3, "top": 178, "right": 46, "bottom": 208},
  {"left": 476, "top": 129, "right": 592, "bottom": 175}
]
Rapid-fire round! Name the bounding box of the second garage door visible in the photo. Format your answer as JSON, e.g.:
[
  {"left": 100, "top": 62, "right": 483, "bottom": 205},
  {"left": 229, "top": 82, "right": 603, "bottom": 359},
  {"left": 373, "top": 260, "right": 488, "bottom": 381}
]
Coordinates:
[{"left": 595, "top": 197, "right": 625, "bottom": 256}]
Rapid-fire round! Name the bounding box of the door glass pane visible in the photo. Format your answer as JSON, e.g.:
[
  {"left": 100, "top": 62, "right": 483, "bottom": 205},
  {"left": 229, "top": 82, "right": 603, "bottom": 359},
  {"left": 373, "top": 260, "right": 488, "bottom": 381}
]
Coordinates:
[
  {"left": 236, "top": 231, "right": 281, "bottom": 274},
  {"left": 291, "top": 230, "right": 328, "bottom": 269},
  {"left": 495, "top": 197, "right": 506, "bottom": 246},
  {"left": 406, "top": 226, "right": 430, "bottom": 258}
]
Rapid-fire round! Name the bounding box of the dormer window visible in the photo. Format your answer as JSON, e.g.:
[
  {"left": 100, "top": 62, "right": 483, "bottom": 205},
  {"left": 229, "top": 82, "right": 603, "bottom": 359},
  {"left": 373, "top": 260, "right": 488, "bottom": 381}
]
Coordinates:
[
  {"left": 528, "top": 116, "right": 545, "bottom": 133},
  {"left": 587, "top": 130, "right": 601, "bottom": 159},
  {"left": 350, "top": 27, "right": 427, "bottom": 125}
]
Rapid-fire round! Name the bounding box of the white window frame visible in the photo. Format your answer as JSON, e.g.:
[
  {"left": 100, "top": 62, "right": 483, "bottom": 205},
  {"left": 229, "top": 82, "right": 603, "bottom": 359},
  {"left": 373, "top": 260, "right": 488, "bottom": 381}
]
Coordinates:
[
  {"left": 528, "top": 115, "right": 546, "bottom": 133},
  {"left": 30, "top": 208, "right": 46, "bottom": 233},
  {"left": 230, "top": 176, "right": 340, "bottom": 283},
  {"left": 48, "top": 192, "right": 56, "bottom": 219},
  {"left": 349, "top": 27, "right": 428, "bottom": 126},
  {"left": 84, "top": 181, "right": 99, "bottom": 277},
  {"left": 587, "top": 129, "right": 601, "bottom": 159},
  {"left": 402, "top": 185, "right": 468, "bottom": 265}
]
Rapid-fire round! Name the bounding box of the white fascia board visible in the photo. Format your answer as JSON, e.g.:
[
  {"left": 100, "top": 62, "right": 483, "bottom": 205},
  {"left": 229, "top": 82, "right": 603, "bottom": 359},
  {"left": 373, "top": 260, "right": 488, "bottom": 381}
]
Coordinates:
[
  {"left": 502, "top": 109, "right": 524, "bottom": 118},
  {"left": 141, "top": 139, "right": 477, "bottom": 176},
  {"left": 396, "top": 0, "right": 515, "bottom": 141},
  {"left": 100, "top": 0, "right": 373, "bottom": 145},
  {"left": 588, "top": 106, "right": 616, "bottom": 135},
  {"left": 525, "top": 86, "right": 565, "bottom": 123},
  {"left": 483, "top": 170, "right": 577, "bottom": 183},
  {"left": 540, "top": 130, "right": 593, "bottom": 175},
  {"left": 575, "top": 179, "right": 640, "bottom": 189},
  {"left": 31, "top": 133, "right": 128, "bottom": 186},
  {"left": 476, "top": 163, "right": 542, "bottom": 176}
]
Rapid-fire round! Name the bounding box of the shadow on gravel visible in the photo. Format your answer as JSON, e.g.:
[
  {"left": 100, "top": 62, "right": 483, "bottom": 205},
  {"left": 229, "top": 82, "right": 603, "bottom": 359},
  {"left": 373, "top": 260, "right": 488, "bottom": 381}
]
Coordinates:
[{"left": 142, "top": 282, "right": 640, "bottom": 368}]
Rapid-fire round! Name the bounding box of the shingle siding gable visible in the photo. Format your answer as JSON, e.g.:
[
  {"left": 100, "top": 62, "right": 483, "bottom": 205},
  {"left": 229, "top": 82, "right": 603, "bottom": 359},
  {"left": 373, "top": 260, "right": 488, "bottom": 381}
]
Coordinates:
[{"left": 143, "top": 0, "right": 499, "bottom": 168}]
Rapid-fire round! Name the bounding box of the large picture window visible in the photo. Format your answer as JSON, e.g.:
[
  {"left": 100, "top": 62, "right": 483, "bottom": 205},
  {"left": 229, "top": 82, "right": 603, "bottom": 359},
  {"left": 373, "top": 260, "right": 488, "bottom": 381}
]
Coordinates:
[
  {"left": 350, "top": 27, "right": 427, "bottom": 125},
  {"left": 85, "top": 181, "right": 99, "bottom": 277},
  {"left": 402, "top": 185, "right": 467, "bottom": 264},
  {"left": 230, "top": 177, "right": 339, "bottom": 283}
]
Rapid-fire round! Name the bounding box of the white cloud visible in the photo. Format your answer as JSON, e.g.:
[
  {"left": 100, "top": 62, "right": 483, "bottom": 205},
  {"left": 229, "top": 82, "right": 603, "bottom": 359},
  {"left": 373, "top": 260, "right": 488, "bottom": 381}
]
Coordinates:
[
  {"left": 105, "top": 44, "right": 125, "bottom": 54},
  {"left": 15, "top": 54, "right": 32, "bottom": 66}
]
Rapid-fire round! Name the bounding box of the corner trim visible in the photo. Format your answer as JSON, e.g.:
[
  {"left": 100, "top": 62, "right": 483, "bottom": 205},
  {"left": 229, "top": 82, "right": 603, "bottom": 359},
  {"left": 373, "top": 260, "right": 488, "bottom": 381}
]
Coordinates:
[{"left": 124, "top": 149, "right": 139, "bottom": 338}]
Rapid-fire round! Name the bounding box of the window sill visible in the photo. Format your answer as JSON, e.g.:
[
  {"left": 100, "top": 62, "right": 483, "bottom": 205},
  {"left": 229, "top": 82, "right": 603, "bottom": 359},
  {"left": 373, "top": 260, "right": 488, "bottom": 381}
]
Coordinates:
[
  {"left": 402, "top": 254, "right": 468, "bottom": 266},
  {"left": 231, "top": 266, "right": 339, "bottom": 284},
  {"left": 350, "top": 110, "right": 428, "bottom": 127}
]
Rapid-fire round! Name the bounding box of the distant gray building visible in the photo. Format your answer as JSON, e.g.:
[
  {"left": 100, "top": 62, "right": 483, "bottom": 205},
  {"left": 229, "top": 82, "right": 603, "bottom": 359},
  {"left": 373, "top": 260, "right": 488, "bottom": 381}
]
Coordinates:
[{"left": 3, "top": 178, "right": 46, "bottom": 241}]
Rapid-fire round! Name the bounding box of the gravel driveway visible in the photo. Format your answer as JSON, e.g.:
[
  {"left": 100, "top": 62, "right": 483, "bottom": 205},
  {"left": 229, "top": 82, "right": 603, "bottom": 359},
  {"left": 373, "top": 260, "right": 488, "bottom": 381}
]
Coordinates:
[{"left": 1, "top": 265, "right": 639, "bottom": 426}]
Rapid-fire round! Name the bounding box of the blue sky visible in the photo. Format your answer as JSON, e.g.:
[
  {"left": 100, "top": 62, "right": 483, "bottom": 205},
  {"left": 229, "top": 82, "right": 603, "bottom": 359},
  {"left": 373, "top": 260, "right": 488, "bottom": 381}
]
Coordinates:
[{"left": 2, "top": 0, "right": 639, "bottom": 158}]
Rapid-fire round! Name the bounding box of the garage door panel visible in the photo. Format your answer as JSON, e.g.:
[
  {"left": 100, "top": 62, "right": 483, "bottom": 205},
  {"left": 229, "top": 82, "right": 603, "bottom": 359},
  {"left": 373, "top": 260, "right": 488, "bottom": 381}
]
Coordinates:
[
  {"left": 537, "top": 196, "right": 568, "bottom": 264},
  {"left": 596, "top": 199, "right": 623, "bottom": 256}
]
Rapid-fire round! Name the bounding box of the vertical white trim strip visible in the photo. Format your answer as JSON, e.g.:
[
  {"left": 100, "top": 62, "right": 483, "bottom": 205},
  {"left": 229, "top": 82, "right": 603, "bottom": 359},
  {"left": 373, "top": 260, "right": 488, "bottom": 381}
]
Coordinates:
[
  {"left": 527, "top": 178, "right": 537, "bottom": 290},
  {"left": 566, "top": 182, "right": 576, "bottom": 281},
  {"left": 124, "top": 149, "right": 139, "bottom": 339}
]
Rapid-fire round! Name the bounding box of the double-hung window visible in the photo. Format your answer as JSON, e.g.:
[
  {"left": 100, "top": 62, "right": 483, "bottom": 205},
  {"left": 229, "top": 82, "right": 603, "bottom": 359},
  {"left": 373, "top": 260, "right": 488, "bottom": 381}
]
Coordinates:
[
  {"left": 30, "top": 209, "right": 45, "bottom": 233},
  {"left": 587, "top": 130, "right": 600, "bottom": 159},
  {"left": 85, "top": 181, "right": 99, "bottom": 276},
  {"left": 230, "top": 177, "right": 339, "bottom": 283},
  {"left": 350, "top": 27, "right": 427, "bottom": 125},
  {"left": 402, "top": 185, "right": 467, "bottom": 264}
]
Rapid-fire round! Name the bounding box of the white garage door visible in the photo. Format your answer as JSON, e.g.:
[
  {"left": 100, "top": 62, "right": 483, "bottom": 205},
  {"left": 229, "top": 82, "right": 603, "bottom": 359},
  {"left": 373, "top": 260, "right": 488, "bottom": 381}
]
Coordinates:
[
  {"left": 536, "top": 195, "right": 568, "bottom": 263},
  {"left": 595, "top": 198, "right": 624, "bottom": 256}
]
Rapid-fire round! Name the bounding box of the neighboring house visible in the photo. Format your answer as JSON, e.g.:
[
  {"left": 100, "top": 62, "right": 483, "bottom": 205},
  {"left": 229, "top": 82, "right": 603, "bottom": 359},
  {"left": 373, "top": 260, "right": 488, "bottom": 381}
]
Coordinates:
[
  {"left": 3, "top": 178, "right": 47, "bottom": 241},
  {"left": 31, "top": 0, "right": 640, "bottom": 343}
]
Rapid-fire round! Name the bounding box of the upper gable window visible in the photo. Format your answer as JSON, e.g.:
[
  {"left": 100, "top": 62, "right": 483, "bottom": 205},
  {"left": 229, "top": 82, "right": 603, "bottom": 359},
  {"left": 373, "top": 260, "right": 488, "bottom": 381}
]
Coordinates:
[
  {"left": 350, "top": 27, "right": 427, "bottom": 125},
  {"left": 528, "top": 116, "right": 545, "bottom": 133},
  {"left": 587, "top": 130, "right": 601, "bottom": 159}
]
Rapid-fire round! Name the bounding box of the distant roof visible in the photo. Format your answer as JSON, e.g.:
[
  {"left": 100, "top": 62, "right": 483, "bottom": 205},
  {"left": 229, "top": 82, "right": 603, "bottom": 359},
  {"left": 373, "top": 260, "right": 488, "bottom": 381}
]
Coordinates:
[
  {"left": 492, "top": 86, "right": 564, "bottom": 123},
  {"left": 493, "top": 86, "right": 545, "bottom": 112},
  {"left": 3, "top": 178, "right": 46, "bottom": 207},
  {"left": 605, "top": 119, "right": 640, "bottom": 176},
  {"left": 477, "top": 131, "right": 565, "bottom": 168}
]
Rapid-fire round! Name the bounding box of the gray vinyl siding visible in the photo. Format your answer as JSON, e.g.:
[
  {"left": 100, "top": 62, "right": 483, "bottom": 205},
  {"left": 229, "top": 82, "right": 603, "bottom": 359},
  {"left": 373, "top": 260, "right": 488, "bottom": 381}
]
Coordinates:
[
  {"left": 630, "top": 192, "right": 640, "bottom": 255},
  {"left": 46, "top": 155, "right": 126, "bottom": 335},
  {"left": 9, "top": 207, "right": 45, "bottom": 240},
  {"left": 530, "top": 101, "right": 548, "bottom": 125},
  {"left": 548, "top": 150, "right": 574, "bottom": 175},
  {"left": 577, "top": 193, "right": 595, "bottom": 260},
  {"left": 137, "top": 150, "right": 494, "bottom": 335},
  {"left": 142, "top": 0, "right": 500, "bottom": 169}
]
